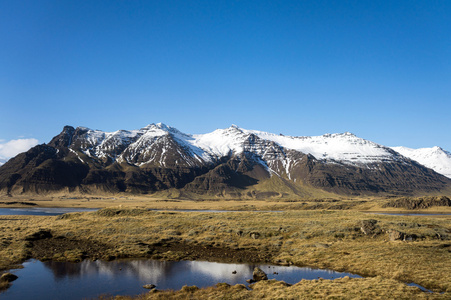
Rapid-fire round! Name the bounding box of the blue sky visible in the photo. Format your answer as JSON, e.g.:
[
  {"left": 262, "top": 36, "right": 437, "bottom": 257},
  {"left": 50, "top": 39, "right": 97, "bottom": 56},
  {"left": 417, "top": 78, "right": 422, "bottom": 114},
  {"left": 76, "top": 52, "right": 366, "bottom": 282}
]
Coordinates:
[{"left": 1, "top": 0, "right": 450, "bottom": 156}]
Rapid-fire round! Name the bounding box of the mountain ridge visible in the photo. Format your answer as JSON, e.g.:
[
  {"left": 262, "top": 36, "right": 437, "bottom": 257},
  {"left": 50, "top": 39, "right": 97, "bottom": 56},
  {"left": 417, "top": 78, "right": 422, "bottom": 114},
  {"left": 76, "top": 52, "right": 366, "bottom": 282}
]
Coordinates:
[{"left": 1, "top": 123, "right": 450, "bottom": 198}]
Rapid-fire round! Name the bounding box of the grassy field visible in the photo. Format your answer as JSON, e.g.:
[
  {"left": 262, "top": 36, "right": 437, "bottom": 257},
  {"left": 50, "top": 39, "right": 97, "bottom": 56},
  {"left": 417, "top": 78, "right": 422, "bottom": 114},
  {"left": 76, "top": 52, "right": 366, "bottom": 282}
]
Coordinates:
[
  {"left": 2, "top": 193, "right": 451, "bottom": 212},
  {"left": 112, "top": 277, "right": 448, "bottom": 299},
  {"left": 0, "top": 195, "right": 450, "bottom": 298}
]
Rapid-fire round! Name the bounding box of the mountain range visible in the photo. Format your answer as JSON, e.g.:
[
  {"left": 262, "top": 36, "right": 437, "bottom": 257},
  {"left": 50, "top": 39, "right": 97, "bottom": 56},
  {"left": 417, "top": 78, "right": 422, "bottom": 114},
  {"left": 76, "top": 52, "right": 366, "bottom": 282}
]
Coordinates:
[{"left": 1, "top": 123, "right": 450, "bottom": 198}]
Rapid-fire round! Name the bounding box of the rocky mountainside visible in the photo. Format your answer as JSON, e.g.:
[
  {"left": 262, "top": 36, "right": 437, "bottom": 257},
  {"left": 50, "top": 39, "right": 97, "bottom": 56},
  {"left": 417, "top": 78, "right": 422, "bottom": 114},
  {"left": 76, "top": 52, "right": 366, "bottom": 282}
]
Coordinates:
[{"left": 1, "top": 123, "right": 450, "bottom": 198}]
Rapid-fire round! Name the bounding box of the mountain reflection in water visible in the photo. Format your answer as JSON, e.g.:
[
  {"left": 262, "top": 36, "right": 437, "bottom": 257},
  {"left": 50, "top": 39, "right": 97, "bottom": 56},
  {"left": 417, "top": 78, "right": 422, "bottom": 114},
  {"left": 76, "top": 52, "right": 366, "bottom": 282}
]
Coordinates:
[{"left": 2, "top": 259, "right": 361, "bottom": 300}]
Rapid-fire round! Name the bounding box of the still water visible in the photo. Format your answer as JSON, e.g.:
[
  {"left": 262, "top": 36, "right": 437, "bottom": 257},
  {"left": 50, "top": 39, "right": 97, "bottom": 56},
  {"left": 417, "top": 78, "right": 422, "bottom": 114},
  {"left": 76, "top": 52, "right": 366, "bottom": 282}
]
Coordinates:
[
  {"left": 0, "top": 207, "right": 98, "bottom": 216},
  {"left": 0, "top": 208, "right": 278, "bottom": 216},
  {"left": 1, "top": 259, "right": 361, "bottom": 299}
]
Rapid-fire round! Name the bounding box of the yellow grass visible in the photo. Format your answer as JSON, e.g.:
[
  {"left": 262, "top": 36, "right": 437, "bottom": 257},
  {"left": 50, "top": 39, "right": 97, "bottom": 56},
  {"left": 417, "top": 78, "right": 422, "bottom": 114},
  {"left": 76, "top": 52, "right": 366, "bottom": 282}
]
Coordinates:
[
  {"left": 113, "top": 277, "right": 449, "bottom": 299},
  {"left": 0, "top": 195, "right": 450, "bottom": 299}
]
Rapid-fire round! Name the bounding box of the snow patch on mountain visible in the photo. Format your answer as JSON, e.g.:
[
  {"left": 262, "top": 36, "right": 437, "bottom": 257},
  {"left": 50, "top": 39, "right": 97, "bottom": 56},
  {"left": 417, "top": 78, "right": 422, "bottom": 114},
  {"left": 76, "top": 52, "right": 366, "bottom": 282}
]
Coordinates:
[
  {"left": 63, "top": 123, "right": 445, "bottom": 174},
  {"left": 69, "top": 148, "right": 85, "bottom": 163},
  {"left": 391, "top": 146, "right": 451, "bottom": 178},
  {"left": 191, "top": 125, "right": 248, "bottom": 158},
  {"left": 240, "top": 129, "right": 398, "bottom": 165}
]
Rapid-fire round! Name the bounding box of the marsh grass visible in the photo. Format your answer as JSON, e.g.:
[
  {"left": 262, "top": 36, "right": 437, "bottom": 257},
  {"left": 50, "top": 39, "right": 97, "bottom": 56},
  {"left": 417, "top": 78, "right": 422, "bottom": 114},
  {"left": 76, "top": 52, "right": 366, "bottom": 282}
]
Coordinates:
[
  {"left": 112, "top": 277, "right": 448, "bottom": 299},
  {"left": 0, "top": 202, "right": 450, "bottom": 298}
]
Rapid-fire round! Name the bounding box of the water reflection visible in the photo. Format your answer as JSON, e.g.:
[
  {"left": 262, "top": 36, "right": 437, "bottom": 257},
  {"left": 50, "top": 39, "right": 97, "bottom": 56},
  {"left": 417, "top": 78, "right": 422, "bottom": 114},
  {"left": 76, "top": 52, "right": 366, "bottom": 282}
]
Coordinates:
[
  {"left": 2, "top": 259, "right": 361, "bottom": 300},
  {"left": 0, "top": 207, "right": 98, "bottom": 216},
  {"left": 45, "top": 259, "right": 180, "bottom": 284},
  {"left": 41, "top": 259, "right": 355, "bottom": 285}
]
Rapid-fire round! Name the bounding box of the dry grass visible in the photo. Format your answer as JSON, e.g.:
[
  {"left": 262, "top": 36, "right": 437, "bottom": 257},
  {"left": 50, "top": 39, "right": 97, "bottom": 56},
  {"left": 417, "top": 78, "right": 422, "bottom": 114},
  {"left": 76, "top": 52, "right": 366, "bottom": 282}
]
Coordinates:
[
  {"left": 1, "top": 193, "right": 451, "bottom": 214},
  {"left": 1, "top": 196, "right": 451, "bottom": 298},
  {"left": 112, "top": 277, "right": 448, "bottom": 299}
]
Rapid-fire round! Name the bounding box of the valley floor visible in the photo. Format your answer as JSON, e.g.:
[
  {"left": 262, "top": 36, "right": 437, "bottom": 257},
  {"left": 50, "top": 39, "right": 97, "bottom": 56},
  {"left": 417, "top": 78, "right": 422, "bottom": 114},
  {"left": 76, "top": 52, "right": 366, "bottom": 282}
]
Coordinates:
[{"left": 0, "top": 195, "right": 450, "bottom": 299}]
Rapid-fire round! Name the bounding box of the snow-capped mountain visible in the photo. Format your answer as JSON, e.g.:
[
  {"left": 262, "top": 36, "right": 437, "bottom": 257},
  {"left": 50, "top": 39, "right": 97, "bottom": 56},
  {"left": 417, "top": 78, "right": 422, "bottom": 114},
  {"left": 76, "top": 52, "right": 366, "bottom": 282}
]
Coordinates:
[
  {"left": 236, "top": 128, "right": 404, "bottom": 166},
  {"left": 1, "top": 123, "right": 450, "bottom": 197},
  {"left": 391, "top": 146, "right": 451, "bottom": 179},
  {"left": 63, "top": 123, "right": 406, "bottom": 168}
]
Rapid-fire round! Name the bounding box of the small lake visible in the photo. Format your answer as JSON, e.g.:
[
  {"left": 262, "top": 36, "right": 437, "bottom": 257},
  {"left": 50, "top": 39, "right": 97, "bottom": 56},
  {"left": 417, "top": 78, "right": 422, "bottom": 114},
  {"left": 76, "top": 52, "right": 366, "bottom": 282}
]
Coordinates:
[
  {"left": 1, "top": 259, "right": 361, "bottom": 299},
  {"left": 0, "top": 207, "right": 98, "bottom": 216}
]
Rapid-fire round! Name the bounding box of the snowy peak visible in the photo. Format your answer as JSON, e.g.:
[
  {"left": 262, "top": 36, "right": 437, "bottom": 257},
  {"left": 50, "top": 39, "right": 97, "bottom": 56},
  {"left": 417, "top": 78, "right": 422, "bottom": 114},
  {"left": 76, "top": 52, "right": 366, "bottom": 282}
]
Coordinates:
[
  {"left": 240, "top": 128, "right": 397, "bottom": 165},
  {"left": 3, "top": 123, "right": 451, "bottom": 197},
  {"left": 391, "top": 146, "right": 451, "bottom": 178},
  {"left": 190, "top": 126, "right": 386, "bottom": 166},
  {"left": 47, "top": 123, "right": 450, "bottom": 179},
  {"left": 141, "top": 123, "right": 178, "bottom": 134},
  {"left": 191, "top": 126, "right": 249, "bottom": 158}
]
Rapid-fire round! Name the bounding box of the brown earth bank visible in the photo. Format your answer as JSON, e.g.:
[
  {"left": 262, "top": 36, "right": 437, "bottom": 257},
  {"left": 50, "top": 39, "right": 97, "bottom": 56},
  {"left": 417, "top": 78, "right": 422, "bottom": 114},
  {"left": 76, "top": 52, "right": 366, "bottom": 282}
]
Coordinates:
[
  {"left": 26, "top": 235, "right": 276, "bottom": 264},
  {"left": 1, "top": 204, "right": 451, "bottom": 298}
]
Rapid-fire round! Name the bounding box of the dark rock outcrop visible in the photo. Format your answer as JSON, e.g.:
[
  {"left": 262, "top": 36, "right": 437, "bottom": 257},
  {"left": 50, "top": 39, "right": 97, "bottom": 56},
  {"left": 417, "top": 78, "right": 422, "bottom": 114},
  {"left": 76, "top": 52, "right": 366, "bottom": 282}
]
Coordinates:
[
  {"left": 252, "top": 267, "right": 268, "bottom": 282},
  {"left": 0, "top": 273, "right": 18, "bottom": 283},
  {"left": 25, "top": 229, "right": 53, "bottom": 241},
  {"left": 143, "top": 284, "right": 156, "bottom": 290},
  {"left": 360, "top": 219, "right": 381, "bottom": 236},
  {"left": 388, "top": 230, "right": 405, "bottom": 241}
]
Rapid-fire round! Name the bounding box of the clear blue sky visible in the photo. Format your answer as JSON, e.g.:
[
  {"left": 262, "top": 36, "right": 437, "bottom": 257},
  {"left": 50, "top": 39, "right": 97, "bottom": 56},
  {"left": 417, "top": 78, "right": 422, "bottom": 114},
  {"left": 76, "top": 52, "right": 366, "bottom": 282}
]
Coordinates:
[{"left": 1, "top": 0, "right": 450, "bottom": 151}]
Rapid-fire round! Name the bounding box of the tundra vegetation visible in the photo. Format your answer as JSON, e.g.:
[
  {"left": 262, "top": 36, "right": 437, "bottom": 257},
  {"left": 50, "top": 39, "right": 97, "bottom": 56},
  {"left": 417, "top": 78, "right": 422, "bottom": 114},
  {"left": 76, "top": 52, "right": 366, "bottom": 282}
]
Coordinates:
[{"left": 0, "top": 195, "right": 450, "bottom": 299}]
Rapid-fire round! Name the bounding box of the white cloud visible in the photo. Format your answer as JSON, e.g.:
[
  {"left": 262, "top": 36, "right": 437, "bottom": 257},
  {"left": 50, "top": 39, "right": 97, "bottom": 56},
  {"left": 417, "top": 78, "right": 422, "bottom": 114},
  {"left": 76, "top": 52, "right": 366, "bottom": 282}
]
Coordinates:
[{"left": 0, "top": 138, "right": 39, "bottom": 164}]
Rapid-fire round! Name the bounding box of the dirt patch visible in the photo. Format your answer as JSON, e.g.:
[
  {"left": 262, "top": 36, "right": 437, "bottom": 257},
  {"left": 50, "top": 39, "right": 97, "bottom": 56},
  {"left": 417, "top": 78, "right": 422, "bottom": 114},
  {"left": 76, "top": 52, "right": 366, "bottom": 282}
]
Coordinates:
[
  {"left": 143, "top": 241, "right": 276, "bottom": 264},
  {"left": 25, "top": 229, "right": 53, "bottom": 241},
  {"left": 26, "top": 235, "right": 276, "bottom": 265},
  {"left": 27, "top": 236, "right": 111, "bottom": 262}
]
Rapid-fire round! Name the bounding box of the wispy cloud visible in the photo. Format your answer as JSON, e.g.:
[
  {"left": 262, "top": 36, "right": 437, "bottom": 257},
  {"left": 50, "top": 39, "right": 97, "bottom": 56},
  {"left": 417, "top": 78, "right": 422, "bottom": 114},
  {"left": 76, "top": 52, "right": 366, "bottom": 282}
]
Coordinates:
[{"left": 0, "top": 138, "right": 39, "bottom": 165}]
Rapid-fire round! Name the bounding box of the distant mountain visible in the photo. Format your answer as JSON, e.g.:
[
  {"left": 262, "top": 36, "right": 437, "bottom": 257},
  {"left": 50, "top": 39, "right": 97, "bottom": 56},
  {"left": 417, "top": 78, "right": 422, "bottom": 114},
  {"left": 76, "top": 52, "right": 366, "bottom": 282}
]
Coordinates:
[
  {"left": 391, "top": 146, "right": 451, "bottom": 179},
  {"left": 1, "top": 123, "right": 450, "bottom": 198}
]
